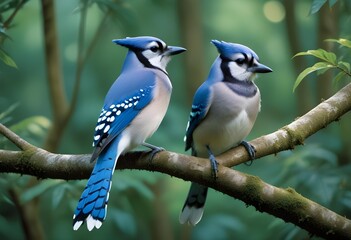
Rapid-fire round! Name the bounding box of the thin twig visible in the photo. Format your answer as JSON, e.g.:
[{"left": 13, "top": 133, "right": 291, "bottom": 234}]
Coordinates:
[
  {"left": 0, "top": 123, "right": 34, "bottom": 150},
  {"left": 2, "top": 0, "right": 26, "bottom": 29},
  {"left": 83, "top": 9, "right": 110, "bottom": 65},
  {"left": 65, "top": 1, "right": 88, "bottom": 122},
  {"left": 64, "top": 5, "right": 111, "bottom": 136}
]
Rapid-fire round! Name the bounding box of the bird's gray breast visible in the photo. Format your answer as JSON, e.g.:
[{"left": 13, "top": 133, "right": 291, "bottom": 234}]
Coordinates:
[
  {"left": 209, "top": 82, "right": 260, "bottom": 122},
  {"left": 223, "top": 80, "right": 257, "bottom": 98},
  {"left": 192, "top": 82, "right": 260, "bottom": 156}
]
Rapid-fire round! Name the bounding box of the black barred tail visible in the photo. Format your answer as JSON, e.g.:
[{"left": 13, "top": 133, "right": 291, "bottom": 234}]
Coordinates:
[{"left": 179, "top": 182, "right": 208, "bottom": 225}]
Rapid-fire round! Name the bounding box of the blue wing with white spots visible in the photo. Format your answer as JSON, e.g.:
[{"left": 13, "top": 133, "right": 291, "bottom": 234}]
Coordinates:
[
  {"left": 184, "top": 82, "right": 213, "bottom": 152},
  {"left": 91, "top": 85, "right": 153, "bottom": 161}
]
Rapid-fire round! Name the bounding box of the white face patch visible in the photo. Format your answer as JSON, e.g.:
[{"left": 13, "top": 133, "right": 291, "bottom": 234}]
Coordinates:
[
  {"left": 227, "top": 61, "right": 253, "bottom": 81},
  {"left": 148, "top": 54, "right": 170, "bottom": 71},
  {"left": 227, "top": 53, "right": 260, "bottom": 81},
  {"left": 141, "top": 41, "right": 170, "bottom": 72}
]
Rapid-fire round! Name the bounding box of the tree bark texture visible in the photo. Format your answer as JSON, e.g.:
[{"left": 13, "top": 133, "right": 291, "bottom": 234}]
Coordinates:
[{"left": 1, "top": 83, "right": 351, "bottom": 239}]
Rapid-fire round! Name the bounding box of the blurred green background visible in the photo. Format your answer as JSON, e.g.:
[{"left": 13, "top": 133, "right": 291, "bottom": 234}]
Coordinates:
[{"left": 1, "top": 0, "right": 351, "bottom": 239}]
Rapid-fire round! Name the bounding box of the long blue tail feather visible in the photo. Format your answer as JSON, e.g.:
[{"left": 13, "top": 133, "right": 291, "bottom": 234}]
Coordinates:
[{"left": 73, "top": 138, "right": 120, "bottom": 230}]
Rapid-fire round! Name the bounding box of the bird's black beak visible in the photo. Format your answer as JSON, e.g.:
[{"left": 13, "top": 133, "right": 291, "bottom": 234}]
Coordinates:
[
  {"left": 248, "top": 62, "right": 273, "bottom": 73},
  {"left": 164, "top": 46, "right": 187, "bottom": 56}
]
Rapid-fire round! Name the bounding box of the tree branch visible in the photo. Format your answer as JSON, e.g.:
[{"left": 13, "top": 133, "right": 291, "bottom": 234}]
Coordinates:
[
  {"left": 0, "top": 150, "right": 350, "bottom": 239},
  {"left": 1, "top": 83, "right": 351, "bottom": 239},
  {"left": 0, "top": 123, "right": 34, "bottom": 150}
]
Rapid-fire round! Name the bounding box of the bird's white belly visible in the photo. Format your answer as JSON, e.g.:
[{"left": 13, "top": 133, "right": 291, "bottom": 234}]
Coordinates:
[
  {"left": 193, "top": 109, "right": 254, "bottom": 157},
  {"left": 121, "top": 89, "right": 171, "bottom": 153}
]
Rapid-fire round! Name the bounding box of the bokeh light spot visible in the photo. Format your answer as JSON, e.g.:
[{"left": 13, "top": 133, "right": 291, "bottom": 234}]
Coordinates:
[
  {"left": 263, "top": 1, "right": 286, "bottom": 23},
  {"left": 64, "top": 43, "right": 77, "bottom": 62}
]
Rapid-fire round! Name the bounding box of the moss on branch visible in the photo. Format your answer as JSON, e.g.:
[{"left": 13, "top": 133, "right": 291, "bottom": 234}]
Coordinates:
[{"left": 1, "top": 83, "right": 351, "bottom": 238}]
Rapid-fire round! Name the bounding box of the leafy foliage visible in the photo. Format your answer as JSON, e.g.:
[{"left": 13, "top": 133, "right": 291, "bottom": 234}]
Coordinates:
[
  {"left": 309, "top": 0, "right": 339, "bottom": 14},
  {"left": 0, "top": 105, "right": 51, "bottom": 148},
  {"left": 74, "top": 0, "right": 133, "bottom": 27},
  {"left": 0, "top": 48, "right": 17, "bottom": 68},
  {"left": 269, "top": 144, "right": 351, "bottom": 239},
  {"left": 0, "top": 0, "right": 28, "bottom": 13},
  {"left": 0, "top": 0, "right": 30, "bottom": 68},
  {"left": 0, "top": 103, "right": 18, "bottom": 124},
  {"left": 1, "top": 0, "right": 351, "bottom": 239},
  {"left": 293, "top": 38, "right": 351, "bottom": 91}
]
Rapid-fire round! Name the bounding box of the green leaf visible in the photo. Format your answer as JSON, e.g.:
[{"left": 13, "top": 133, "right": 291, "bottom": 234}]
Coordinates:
[
  {"left": 51, "top": 184, "right": 68, "bottom": 208},
  {"left": 21, "top": 180, "right": 61, "bottom": 203},
  {"left": 294, "top": 49, "right": 337, "bottom": 65},
  {"left": 119, "top": 176, "right": 154, "bottom": 200},
  {"left": 328, "top": 0, "right": 338, "bottom": 7},
  {"left": 325, "top": 38, "right": 351, "bottom": 48},
  {"left": 293, "top": 62, "right": 335, "bottom": 92},
  {"left": 333, "top": 71, "right": 346, "bottom": 83},
  {"left": 111, "top": 209, "right": 137, "bottom": 236},
  {"left": 338, "top": 61, "right": 351, "bottom": 73},
  {"left": 0, "top": 0, "right": 30, "bottom": 14},
  {"left": 313, "top": 49, "right": 337, "bottom": 64},
  {"left": 309, "top": 0, "right": 327, "bottom": 14},
  {"left": 338, "top": 39, "right": 351, "bottom": 48},
  {"left": 10, "top": 116, "right": 51, "bottom": 135},
  {"left": 1, "top": 193, "right": 14, "bottom": 205},
  {"left": 0, "top": 48, "right": 17, "bottom": 68},
  {"left": 0, "top": 28, "right": 11, "bottom": 40},
  {"left": 0, "top": 103, "right": 19, "bottom": 123}
]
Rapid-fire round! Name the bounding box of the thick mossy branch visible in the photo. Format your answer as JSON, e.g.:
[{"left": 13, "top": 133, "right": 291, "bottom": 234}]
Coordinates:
[
  {"left": 0, "top": 148, "right": 350, "bottom": 239},
  {"left": 0, "top": 83, "right": 351, "bottom": 239},
  {"left": 214, "top": 166, "right": 351, "bottom": 239}
]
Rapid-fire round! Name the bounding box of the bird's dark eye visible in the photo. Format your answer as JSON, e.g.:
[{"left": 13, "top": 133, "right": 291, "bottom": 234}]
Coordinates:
[
  {"left": 235, "top": 58, "right": 245, "bottom": 65},
  {"left": 150, "top": 46, "right": 159, "bottom": 52}
]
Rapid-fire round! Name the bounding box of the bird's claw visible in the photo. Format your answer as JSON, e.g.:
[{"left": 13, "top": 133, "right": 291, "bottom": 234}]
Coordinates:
[
  {"left": 206, "top": 145, "right": 218, "bottom": 179},
  {"left": 209, "top": 154, "right": 219, "bottom": 179},
  {"left": 142, "top": 142, "right": 164, "bottom": 163},
  {"left": 147, "top": 146, "right": 164, "bottom": 162},
  {"left": 240, "top": 141, "right": 256, "bottom": 166}
]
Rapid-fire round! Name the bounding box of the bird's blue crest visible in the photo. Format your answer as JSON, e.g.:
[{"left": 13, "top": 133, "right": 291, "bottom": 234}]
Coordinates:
[
  {"left": 112, "top": 36, "right": 164, "bottom": 50},
  {"left": 211, "top": 40, "right": 259, "bottom": 60}
]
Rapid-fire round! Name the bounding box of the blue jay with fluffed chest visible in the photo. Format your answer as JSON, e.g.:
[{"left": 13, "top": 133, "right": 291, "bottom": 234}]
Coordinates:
[
  {"left": 73, "top": 36, "right": 185, "bottom": 231},
  {"left": 179, "top": 40, "right": 272, "bottom": 225}
]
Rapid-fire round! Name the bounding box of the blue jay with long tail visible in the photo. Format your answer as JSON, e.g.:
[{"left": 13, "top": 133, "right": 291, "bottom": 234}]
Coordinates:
[
  {"left": 179, "top": 40, "right": 272, "bottom": 225},
  {"left": 73, "top": 36, "right": 185, "bottom": 231}
]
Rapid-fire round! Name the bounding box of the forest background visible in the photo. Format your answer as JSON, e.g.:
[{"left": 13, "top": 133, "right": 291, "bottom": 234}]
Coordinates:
[{"left": 1, "top": 0, "right": 351, "bottom": 239}]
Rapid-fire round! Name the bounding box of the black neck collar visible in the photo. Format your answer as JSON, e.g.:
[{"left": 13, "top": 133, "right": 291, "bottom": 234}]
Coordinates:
[{"left": 131, "top": 48, "right": 168, "bottom": 76}]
